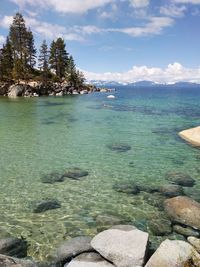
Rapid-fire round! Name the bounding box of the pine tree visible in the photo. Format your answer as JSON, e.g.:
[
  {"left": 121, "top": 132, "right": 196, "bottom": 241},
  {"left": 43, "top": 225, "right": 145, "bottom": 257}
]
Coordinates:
[
  {"left": 0, "top": 48, "right": 3, "bottom": 81},
  {"left": 66, "top": 55, "right": 77, "bottom": 86},
  {"left": 38, "top": 40, "right": 49, "bottom": 82},
  {"left": 9, "top": 13, "right": 35, "bottom": 80},
  {"left": 9, "top": 13, "right": 27, "bottom": 62},
  {"left": 49, "top": 38, "right": 68, "bottom": 79},
  {"left": 1, "top": 37, "right": 13, "bottom": 80},
  {"left": 75, "top": 70, "right": 85, "bottom": 87},
  {"left": 26, "top": 29, "right": 37, "bottom": 70}
]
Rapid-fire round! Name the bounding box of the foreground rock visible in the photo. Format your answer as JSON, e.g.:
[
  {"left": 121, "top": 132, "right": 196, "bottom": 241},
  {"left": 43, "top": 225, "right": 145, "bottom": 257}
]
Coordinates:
[
  {"left": 7, "top": 84, "right": 35, "bottom": 98},
  {"left": 55, "top": 236, "right": 93, "bottom": 265},
  {"left": 67, "top": 252, "right": 115, "bottom": 267},
  {"left": 91, "top": 225, "right": 149, "bottom": 267},
  {"left": 33, "top": 199, "right": 61, "bottom": 213},
  {"left": 63, "top": 168, "right": 88, "bottom": 180},
  {"left": 0, "top": 254, "right": 37, "bottom": 267},
  {"left": 0, "top": 238, "right": 27, "bottom": 258},
  {"left": 165, "top": 171, "right": 195, "bottom": 187},
  {"left": 179, "top": 126, "right": 200, "bottom": 147},
  {"left": 164, "top": 196, "right": 200, "bottom": 230},
  {"left": 188, "top": 237, "right": 200, "bottom": 253},
  {"left": 145, "top": 239, "right": 200, "bottom": 267}
]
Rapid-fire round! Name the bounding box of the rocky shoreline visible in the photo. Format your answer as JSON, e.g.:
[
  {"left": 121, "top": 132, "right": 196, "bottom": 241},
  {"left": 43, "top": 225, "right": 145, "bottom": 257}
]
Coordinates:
[
  {"left": 1, "top": 158, "right": 200, "bottom": 267},
  {"left": 0, "top": 82, "right": 112, "bottom": 97},
  {"left": 1, "top": 195, "right": 200, "bottom": 267}
]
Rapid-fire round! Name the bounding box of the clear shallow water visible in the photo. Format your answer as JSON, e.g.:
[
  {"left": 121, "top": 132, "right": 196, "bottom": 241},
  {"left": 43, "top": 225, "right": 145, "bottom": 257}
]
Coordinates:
[{"left": 0, "top": 87, "right": 200, "bottom": 261}]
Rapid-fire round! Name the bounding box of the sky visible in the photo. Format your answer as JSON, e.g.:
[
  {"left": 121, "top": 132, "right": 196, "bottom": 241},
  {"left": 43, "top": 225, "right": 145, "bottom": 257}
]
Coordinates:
[{"left": 0, "top": 0, "right": 200, "bottom": 83}]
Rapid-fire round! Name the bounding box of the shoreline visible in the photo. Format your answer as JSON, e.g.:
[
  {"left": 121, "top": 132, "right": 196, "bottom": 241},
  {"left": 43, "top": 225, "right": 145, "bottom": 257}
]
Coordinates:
[{"left": 0, "top": 81, "right": 113, "bottom": 98}]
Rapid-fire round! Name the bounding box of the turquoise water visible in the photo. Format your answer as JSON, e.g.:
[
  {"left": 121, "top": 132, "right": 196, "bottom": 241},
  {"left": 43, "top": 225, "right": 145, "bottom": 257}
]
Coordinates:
[{"left": 0, "top": 87, "right": 200, "bottom": 261}]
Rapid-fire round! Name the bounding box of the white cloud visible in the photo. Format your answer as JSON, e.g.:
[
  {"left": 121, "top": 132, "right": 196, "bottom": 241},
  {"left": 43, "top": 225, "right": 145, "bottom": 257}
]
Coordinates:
[
  {"left": 160, "top": 5, "right": 186, "bottom": 17},
  {"left": 111, "top": 17, "right": 174, "bottom": 37},
  {"left": 83, "top": 62, "right": 200, "bottom": 83},
  {"left": 0, "top": 35, "right": 6, "bottom": 45},
  {"left": 128, "top": 0, "right": 149, "bottom": 8},
  {"left": 0, "top": 16, "right": 13, "bottom": 28},
  {"left": 174, "top": 0, "right": 200, "bottom": 3},
  {"left": 10, "top": 0, "right": 113, "bottom": 13},
  {"left": 0, "top": 14, "right": 174, "bottom": 41},
  {"left": 0, "top": 16, "right": 87, "bottom": 41}
]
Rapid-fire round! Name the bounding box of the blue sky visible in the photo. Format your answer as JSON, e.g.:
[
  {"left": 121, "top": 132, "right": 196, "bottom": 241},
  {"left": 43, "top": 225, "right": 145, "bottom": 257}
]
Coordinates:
[{"left": 0, "top": 0, "right": 200, "bottom": 83}]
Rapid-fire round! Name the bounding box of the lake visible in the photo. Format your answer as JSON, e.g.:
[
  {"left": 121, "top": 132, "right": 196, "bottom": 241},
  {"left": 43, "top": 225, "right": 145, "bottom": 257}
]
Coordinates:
[{"left": 0, "top": 86, "right": 200, "bottom": 262}]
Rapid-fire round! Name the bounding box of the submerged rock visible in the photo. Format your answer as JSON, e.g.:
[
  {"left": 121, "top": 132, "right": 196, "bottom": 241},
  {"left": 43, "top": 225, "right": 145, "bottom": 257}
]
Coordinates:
[
  {"left": 0, "top": 238, "right": 28, "bottom": 258},
  {"left": 113, "top": 182, "right": 140, "bottom": 195},
  {"left": 165, "top": 171, "right": 195, "bottom": 187},
  {"left": 164, "top": 196, "right": 200, "bottom": 230},
  {"left": 95, "top": 215, "right": 126, "bottom": 232},
  {"left": 91, "top": 226, "right": 149, "bottom": 267},
  {"left": 173, "top": 225, "right": 200, "bottom": 237},
  {"left": 55, "top": 236, "right": 93, "bottom": 265},
  {"left": 158, "top": 184, "right": 184, "bottom": 198},
  {"left": 107, "top": 144, "right": 131, "bottom": 153},
  {"left": 63, "top": 168, "right": 88, "bottom": 180},
  {"left": 148, "top": 219, "right": 172, "bottom": 236},
  {"left": 33, "top": 199, "right": 61, "bottom": 213},
  {"left": 137, "top": 184, "right": 159, "bottom": 194},
  {"left": 41, "top": 172, "right": 64, "bottom": 184},
  {"left": 0, "top": 254, "right": 37, "bottom": 267},
  {"left": 145, "top": 239, "right": 200, "bottom": 267},
  {"left": 67, "top": 252, "right": 115, "bottom": 267},
  {"left": 142, "top": 193, "right": 165, "bottom": 211}
]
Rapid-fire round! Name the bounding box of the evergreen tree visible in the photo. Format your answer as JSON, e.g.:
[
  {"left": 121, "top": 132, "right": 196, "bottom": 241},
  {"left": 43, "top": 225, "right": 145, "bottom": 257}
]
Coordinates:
[
  {"left": 26, "top": 29, "right": 37, "bottom": 69},
  {"left": 9, "top": 13, "right": 35, "bottom": 80},
  {"left": 49, "top": 38, "right": 68, "bottom": 79},
  {"left": 1, "top": 37, "right": 13, "bottom": 80},
  {"left": 9, "top": 13, "right": 27, "bottom": 62},
  {"left": 38, "top": 40, "right": 49, "bottom": 82},
  {"left": 66, "top": 55, "right": 77, "bottom": 86},
  {"left": 75, "top": 70, "right": 85, "bottom": 87},
  {"left": 0, "top": 48, "right": 3, "bottom": 81}
]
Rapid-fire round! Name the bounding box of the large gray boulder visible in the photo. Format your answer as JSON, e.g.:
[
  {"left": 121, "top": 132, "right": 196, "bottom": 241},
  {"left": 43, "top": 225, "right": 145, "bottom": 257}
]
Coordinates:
[
  {"left": 67, "top": 252, "right": 115, "bottom": 267},
  {"left": 91, "top": 226, "right": 149, "bottom": 267},
  {"left": 0, "top": 254, "right": 37, "bottom": 267},
  {"left": 55, "top": 236, "right": 93, "bottom": 265},
  {"left": 145, "top": 239, "right": 200, "bottom": 267},
  {"left": 164, "top": 196, "right": 200, "bottom": 230},
  {"left": 8, "top": 84, "right": 26, "bottom": 97},
  {"left": 0, "top": 238, "right": 28, "bottom": 258}
]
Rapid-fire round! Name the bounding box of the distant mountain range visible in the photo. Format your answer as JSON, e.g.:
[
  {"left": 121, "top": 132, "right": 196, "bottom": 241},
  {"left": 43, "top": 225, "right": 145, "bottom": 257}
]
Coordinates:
[{"left": 89, "top": 80, "right": 200, "bottom": 88}]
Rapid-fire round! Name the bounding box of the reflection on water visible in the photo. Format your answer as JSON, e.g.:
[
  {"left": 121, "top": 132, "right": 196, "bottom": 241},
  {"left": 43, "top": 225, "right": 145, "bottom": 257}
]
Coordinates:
[{"left": 0, "top": 87, "right": 200, "bottom": 261}]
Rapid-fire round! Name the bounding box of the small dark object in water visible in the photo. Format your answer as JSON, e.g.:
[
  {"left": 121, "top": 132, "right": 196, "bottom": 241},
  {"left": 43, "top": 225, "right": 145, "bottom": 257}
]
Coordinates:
[
  {"left": 113, "top": 182, "right": 140, "bottom": 195},
  {"left": 63, "top": 168, "right": 89, "bottom": 180},
  {"left": 0, "top": 238, "right": 28, "bottom": 258},
  {"left": 41, "top": 172, "right": 64, "bottom": 184},
  {"left": 107, "top": 144, "right": 131, "bottom": 152},
  {"left": 33, "top": 199, "right": 61, "bottom": 213},
  {"left": 165, "top": 171, "right": 195, "bottom": 187}
]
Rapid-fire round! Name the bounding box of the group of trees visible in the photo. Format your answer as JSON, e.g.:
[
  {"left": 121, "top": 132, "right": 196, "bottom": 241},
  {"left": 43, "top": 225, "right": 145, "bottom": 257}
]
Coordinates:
[{"left": 0, "top": 13, "right": 85, "bottom": 87}]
